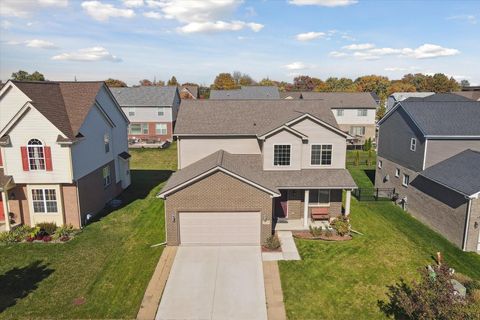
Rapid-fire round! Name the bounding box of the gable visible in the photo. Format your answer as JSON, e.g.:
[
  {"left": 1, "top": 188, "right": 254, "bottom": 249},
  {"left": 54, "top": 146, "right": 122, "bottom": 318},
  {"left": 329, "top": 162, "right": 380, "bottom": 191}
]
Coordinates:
[
  {"left": 290, "top": 117, "right": 347, "bottom": 140},
  {"left": 0, "top": 83, "right": 32, "bottom": 131}
]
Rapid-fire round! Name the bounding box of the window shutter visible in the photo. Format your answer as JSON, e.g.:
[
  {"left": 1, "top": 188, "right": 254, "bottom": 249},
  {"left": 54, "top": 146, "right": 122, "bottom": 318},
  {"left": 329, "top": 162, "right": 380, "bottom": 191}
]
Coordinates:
[
  {"left": 44, "top": 146, "right": 53, "bottom": 171},
  {"left": 21, "top": 146, "right": 29, "bottom": 171}
]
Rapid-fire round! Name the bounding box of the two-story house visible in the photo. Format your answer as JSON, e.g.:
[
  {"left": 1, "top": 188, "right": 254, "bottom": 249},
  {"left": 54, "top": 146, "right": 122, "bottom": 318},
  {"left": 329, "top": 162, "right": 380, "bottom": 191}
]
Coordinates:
[
  {"left": 0, "top": 80, "right": 131, "bottom": 231},
  {"left": 158, "top": 100, "right": 356, "bottom": 246},
  {"left": 301, "top": 92, "right": 378, "bottom": 147},
  {"left": 375, "top": 94, "right": 480, "bottom": 252},
  {"left": 111, "top": 86, "right": 180, "bottom": 145}
]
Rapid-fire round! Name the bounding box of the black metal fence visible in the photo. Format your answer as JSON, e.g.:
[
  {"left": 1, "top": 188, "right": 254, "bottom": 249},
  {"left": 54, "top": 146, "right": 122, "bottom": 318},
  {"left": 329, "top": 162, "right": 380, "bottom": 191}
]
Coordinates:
[{"left": 353, "top": 188, "right": 396, "bottom": 201}]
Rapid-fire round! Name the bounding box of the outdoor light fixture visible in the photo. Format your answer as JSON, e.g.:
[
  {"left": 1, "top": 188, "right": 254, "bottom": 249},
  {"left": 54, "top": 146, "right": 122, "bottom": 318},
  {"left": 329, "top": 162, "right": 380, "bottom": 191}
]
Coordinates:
[
  {"left": 172, "top": 213, "right": 176, "bottom": 223},
  {"left": 9, "top": 192, "right": 15, "bottom": 200}
]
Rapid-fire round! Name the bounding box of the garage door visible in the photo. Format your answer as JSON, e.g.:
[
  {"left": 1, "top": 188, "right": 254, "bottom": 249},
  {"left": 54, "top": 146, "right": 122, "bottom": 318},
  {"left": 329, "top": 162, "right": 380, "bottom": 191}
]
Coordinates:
[{"left": 179, "top": 212, "right": 261, "bottom": 246}]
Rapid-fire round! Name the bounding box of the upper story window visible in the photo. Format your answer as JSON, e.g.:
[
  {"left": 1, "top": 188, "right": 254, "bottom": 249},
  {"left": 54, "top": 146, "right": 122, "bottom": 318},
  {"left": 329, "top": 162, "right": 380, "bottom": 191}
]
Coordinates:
[
  {"left": 273, "top": 145, "right": 291, "bottom": 166},
  {"left": 357, "top": 109, "right": 368, "bottom": 117},
  {"left": 410, "top": 138, "right": 416, "bottom": 151},
  {"left": 104, "top": 134, "right": 110, "bottom": 153},
  {"left": 103, "top": 166, "right": 111, "bottom": 187},
  {"left": 156, "top": 123, "right": 168, "bottom": 135},
  {"left": 158, "top": 107, "right": 165, "bottom": 116},
  {"left": 128, "top": 107, "right": 135, "bottom": 116},
  {"left": 350, "top": 126, "right": 366, "bottom": 136},
  {"left": 27, "top": 139, "right": 45, "bottom": 170},
  {"left": 336, "top": 109, "right": 344, "bottom": 116},
  {"left": 32, "top": 189, "right": 58, "bottom": 213},
  {"left": 311, "top": 144, "right": 332, "bottom": 166},
  {"left": 129, "top": 123, "right": 148, "bottom": 135}
]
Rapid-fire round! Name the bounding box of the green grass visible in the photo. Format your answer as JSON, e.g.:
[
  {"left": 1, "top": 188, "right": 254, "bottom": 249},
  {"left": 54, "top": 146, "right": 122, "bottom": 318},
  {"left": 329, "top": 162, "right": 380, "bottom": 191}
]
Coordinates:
[
  {"left": 0, "top": 144, "right": 177, "bottom": 319},
  {"left": 279, "top": 167, "right": 480, "bottom": 320}
]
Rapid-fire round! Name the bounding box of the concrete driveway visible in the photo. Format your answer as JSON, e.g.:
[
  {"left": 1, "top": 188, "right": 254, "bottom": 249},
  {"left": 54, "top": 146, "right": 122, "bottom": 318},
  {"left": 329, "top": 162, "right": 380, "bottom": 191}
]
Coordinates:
[{"left": 156, "top": 246, "right": 267, "bottom": 320}]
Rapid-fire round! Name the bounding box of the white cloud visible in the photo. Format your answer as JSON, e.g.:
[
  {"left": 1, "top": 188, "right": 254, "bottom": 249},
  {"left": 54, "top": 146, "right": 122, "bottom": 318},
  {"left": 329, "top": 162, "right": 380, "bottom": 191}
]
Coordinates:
[
  {"left": 25, "top": 39, "right": 57, "bottom": 49},
  {"left": 447, "top": 14, "right": 477, "bottom": 24},
  {"left": 143, "top": 11, "right": 162, "bottom": 19},
  {"left": 343, "top": 43, "right": 375, "bottom": 50},
  {"left": 289, "top": 0, "right": 358, "bottom": 7},
  {"left": 81, "top": 1, "right": 135, "bottom": 22},
  {"left": 384, "top": 67, "right": 408, "bottom": 72},
  {"left": 284, "top": 61, "right": 307, "bottom": 70},
  {"left": 1, "top": 20, "right": 12, "bottom": 29},
  {"left": 401, "top": 44, "right": 460, "bottom": 59},
  {"left": 52, "top": 47, "right": 121, "bottom": 62},
  {"left": 123, "top": 0, "right": 144, "bottom": 7},
  {"left": 178, "top": 21, "right": 263, "bottom": 33},
  {"left": 353, "top": 51, "right": 379, "bottom": 60},
  {"left": 296, "top": 31, "right": 326, "bottom": 41},
  {"left": 329, "top": 51, "right": 348, "bottom": 58},
  {"left": 0, "top": 0, "right": 67, "bottom": 18}
]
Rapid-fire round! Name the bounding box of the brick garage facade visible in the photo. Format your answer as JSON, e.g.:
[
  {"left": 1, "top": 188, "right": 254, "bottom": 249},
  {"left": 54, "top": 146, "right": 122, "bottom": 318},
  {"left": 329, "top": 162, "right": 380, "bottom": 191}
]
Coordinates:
[
  {"left": 376, "top": 156, "right": 476, "bottom": 251},
  {"left": 164, "top": 171, "right": 274, "bottom": 246}
]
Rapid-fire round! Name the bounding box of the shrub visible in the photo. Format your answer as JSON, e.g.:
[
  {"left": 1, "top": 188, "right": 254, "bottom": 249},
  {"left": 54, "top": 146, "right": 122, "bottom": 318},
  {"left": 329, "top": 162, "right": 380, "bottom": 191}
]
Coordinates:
[
  {"left": 265, "top": 234, "right": 281, "bottom": 250},
  {"left": 331, "top": 216, "right": 351, "bottom": 236},
  {"left": 309, "top": 225, "right": 323, "bottom": 237},
  {"left": 42, "top": 235, "right": 52, "bottom": 242},
  {"left": 36, "top": 222, "right": 57, "bottom": 235},
  {"left": 324, "top": 228, "right": 333, "bottom": 238},
  {"left": 0, "top": 225, "right": 33, "bottom": 244},
  {"left": 354, "top": 150, "right": 360, "bottom": 166}
]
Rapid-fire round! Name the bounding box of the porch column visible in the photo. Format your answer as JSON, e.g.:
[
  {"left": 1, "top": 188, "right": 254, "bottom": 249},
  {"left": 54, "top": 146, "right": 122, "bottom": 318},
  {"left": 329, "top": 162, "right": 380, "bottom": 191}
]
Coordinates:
[
  {"left": 1, "top": 191, "right": 11, "bottom": 231},
  {"left": 345, "top": 189, "right": 351, "bottom": 216},
  {"left": 303, "top": 190, "right": 310, "bottom": 228}
]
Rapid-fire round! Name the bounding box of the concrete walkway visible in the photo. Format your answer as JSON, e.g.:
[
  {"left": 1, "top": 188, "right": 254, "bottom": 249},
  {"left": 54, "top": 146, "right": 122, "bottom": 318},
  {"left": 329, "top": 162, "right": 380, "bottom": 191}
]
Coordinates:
[
  {"left": 156, "top": 246, "right": 267, "bottom": 320},
  {"left": 263, "top": 261, "right": 287, "bottom": 320},
  {"left": 137, "top": 246, "right": 177, "bottom": 320},
  {"left": 262, "top": 231, "right": 301, "bottom": 261}
]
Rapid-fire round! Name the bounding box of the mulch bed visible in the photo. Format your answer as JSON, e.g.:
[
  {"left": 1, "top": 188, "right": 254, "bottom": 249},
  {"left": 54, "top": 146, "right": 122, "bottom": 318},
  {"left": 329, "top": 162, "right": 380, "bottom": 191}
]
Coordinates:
[
  {"left": 293, "top": 231, "right": 352, "bottom": 241},
  {"left": 262, "top": 246, "right": 282, "bottom": 252}
]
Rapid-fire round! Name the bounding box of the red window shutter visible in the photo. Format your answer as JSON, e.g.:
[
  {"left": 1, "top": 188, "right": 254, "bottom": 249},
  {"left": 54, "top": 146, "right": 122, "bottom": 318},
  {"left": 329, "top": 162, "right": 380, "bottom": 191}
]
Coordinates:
[
  {"left": 21, "top": 146, "right": 29, "bottom": 171},
  {"left": 44, "top": 146, "right": 53, "bottom": 171}
]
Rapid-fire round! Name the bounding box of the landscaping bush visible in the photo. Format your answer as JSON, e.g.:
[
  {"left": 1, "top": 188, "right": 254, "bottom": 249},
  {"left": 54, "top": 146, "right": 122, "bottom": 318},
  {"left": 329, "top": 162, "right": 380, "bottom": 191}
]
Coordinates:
[
  {"left": 324, "top": 228, "right": 333, "bottom": 238},
  {"left": 265, "top": 234, "right": 281, "bottom": 250},
  {"left": 331, "top": 216, "right": 351, "bottom": 236},
  {"left": 54, "top": 224, "right": 75, "bottom": 241},
  {"left": 309, "top": 225, "right": 324, "bottom": 237},
  {"left": 36, "top": 222, "right": 57, "bottom": 235},
  {"left": 0, "top": 225, "right": 33, "bottom": 244}
]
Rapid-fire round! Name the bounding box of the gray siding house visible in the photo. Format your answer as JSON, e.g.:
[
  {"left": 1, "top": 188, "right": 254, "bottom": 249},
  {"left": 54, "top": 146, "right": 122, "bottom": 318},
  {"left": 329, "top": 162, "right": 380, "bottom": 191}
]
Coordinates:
[{"left": 375, "top": 94, "right": 480, "bottom": 252}]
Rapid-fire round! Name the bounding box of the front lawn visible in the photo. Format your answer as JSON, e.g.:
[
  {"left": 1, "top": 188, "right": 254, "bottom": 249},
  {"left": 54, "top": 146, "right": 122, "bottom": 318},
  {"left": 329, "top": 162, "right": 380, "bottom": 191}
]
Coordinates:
[
  {"left": 279, "top": 168, "right": 480, "bottom": 319},
  {"left": 0, "top": 144, "right": 177, "bottom": 318}
]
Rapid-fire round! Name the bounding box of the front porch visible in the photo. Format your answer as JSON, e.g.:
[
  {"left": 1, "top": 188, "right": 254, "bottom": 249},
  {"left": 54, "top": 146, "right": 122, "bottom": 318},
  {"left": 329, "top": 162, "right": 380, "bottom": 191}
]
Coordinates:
[{"left": 274, "top": 218, "right": 330, "bottom": 231}]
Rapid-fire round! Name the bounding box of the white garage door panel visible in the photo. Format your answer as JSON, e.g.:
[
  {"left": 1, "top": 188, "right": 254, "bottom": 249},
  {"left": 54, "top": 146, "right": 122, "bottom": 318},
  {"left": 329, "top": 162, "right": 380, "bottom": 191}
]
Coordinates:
[{"left": 180, "top": 212, "right": 261, "bottom": 245}]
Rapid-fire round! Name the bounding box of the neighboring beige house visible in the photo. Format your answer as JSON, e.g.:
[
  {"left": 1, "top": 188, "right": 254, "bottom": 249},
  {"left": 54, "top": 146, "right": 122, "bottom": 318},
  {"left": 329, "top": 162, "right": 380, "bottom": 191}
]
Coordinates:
[
  {"left": 0, "top": 80, "right": 131, "bottom": 231},
  {"left": 158, "top": 100, "right": 356, "bottom": 246},
  {"left": 375, "top": 94, "right": 480, "bottom": 252},
  {"left": 301, "top": 92, "right": 378, "bottom": 147}
]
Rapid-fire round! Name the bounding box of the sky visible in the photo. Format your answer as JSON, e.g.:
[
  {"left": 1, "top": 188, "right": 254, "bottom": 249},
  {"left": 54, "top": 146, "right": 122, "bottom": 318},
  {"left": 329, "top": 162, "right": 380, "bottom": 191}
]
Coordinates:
[{"left": 0, "top": 0, "right": 479, "bottom": 86}]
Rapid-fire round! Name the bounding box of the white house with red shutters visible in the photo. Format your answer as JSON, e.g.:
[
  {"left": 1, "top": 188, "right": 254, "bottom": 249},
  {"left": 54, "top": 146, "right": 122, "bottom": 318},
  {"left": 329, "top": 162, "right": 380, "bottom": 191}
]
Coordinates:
[{"left": 0, "top": 80, "right": 131, "bottom": 231}]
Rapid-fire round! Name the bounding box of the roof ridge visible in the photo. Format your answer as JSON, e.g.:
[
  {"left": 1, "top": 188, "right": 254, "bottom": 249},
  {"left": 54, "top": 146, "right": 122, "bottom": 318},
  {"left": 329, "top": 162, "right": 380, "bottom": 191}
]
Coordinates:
[{"left": 216, "top": 150, "right": 225, "bottom": 166}]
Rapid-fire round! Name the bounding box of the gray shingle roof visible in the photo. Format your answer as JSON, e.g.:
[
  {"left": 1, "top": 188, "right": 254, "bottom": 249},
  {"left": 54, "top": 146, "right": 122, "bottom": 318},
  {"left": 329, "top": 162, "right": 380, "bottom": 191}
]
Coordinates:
[
  {"left": 404, "top": 93, "right": 473, "bottom": 102},
  {"left": 420, "top": 149, "right": 480, "bottom": 196},
  {"left": 174, "top": 100, "right": 340, "bottom": 136},
  {"left": 300, "top": 92, "right": 378, "bottom": 109},
  {"left": 280, "top": 92, "right": 303, "bottom": 99},
  {"left": 390, "top": 92, "right": 434, "bottom": 101},
  {"left": 159, "top": 150, "right": 356, "bottom": 197},
  {"left": 111, "top": 86, "right": 178, "bottom": 107},
  {"left": 399, "top": 99, "right": 480, "bottom": 137},
  {"left": 210, "top": 86, "right": 280, "bottom": 100},
  {"left": 454, "top": 91, "right": 480, "bottom": 101}
]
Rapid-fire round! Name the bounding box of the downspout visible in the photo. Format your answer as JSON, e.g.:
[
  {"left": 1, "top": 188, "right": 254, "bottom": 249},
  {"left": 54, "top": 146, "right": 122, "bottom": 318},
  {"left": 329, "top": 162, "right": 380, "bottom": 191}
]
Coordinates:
[
  {"left": 69, "top": 146, "right": 83, "bottom": 229},
  {"left": 462, "top": 198, "right": 473, "bottom": 251}
]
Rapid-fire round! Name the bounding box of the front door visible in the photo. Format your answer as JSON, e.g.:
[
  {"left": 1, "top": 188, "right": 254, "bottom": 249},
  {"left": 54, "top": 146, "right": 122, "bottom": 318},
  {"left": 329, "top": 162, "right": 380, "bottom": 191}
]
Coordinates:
[{"left": 274, "top": 191, "right": 288, "bottom": 218}]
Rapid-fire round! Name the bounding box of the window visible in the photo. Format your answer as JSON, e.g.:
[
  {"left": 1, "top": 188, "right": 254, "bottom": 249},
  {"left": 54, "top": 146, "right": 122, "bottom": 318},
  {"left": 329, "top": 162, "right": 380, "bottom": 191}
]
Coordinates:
[
  {"left": 155, "top": 123, "right": 168, "bottom": 135},
  {"left": 410, "top": 138, "right": 416, "bottom": 151},
  {"left": 378, "top": 160, "right": 382, "bottom": 169},
  {"left": 273, "top": 145, "right": 291, "bottom": 166},
  {"left": 103, "top": 166, "right": 111, "bottom": 187},
  {"left": 129, "top": 123, "right": 148, "bottom": 135},
  {"left": 104, "top": 134, "right": 110, "bottom": 153},
  {"left": 395, "top": 168, "right": 400, "bottom": 177},
  {"left": 158, "top": 107, "right": 165, "bottom": 116},
  {"left": 128, "top": 107, "right": 135, "bottom": 116},
  {"left": 336, "top": 109, "right": 344, "bottom": 116},
  {"left": 31, "top": 189, "right": 57, "bottom": 213},
  {"left": 27, "top": 139, "right": 45, "bottom": 170},
  {"left": 402, "top": 174, "right": 410, "bottom": 187},
  {"left": 350, "top": 126, "right": 366, "bottom": 136},
  {"left": 311, "top": 144, "right": 332, "bottom": 165},
  {"left": 309, "top": 190, "right": 330, "bottom": 206},
  {"left": 357, "top": 109, "right": 368, "bottom": 117}
]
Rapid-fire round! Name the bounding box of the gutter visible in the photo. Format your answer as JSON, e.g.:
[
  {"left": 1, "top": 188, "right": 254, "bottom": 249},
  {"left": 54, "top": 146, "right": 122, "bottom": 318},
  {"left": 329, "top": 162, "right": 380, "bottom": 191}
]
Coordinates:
[{"left": 462, "top": 198, "right": 473, "bottom": 251}]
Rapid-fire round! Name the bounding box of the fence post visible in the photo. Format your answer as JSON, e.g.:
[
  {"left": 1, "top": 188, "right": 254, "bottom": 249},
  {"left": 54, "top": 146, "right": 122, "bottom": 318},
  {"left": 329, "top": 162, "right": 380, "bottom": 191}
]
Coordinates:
[
  {"left": 358, "top": 188, "right": 361, "bottom": 200},
  {"left": 376, "top": 188, "right": 379, "bottom": 200}
]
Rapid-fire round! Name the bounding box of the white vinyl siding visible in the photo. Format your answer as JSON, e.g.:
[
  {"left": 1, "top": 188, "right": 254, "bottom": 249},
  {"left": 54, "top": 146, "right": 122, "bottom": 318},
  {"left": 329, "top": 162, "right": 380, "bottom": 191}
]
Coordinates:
[
  {"left": 357, "top": 109, "right": 368, "bottom": 117},
  {"left": 121, "top": 106, "right": 173, "bottom": 122},
  {"left": 336, "top": 109, "right": 344, "bottom": 116},
  {"left": 157, "top": 107, "right": 165, "bottom": 116},
  {"left": 128, "top": 107, "right": 135, "bottom": 116}
]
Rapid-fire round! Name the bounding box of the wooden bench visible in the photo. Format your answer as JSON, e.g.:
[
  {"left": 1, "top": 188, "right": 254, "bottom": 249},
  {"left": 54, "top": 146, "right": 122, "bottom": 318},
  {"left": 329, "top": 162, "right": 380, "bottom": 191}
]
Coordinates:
[{"left": 311, "top": 207, "right": 329, "bottom": 220}]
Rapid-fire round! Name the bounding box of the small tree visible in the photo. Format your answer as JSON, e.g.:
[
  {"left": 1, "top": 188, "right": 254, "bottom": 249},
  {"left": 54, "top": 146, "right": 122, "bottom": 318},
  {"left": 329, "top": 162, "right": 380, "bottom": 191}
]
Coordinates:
[
  {"left": 11, "top": 70, "right": 45, "bottom": 81},
  {"left": 167, "top": 76, "right": 178, "bottom": 86},
  {"left": 105, "top": 78, "right": 127, "bottom": 87},
  {"left": 212, "top": 73, "right": 237, "bottom": 90},
  {"left": 367, "top": 149, "right": 373, "bottom": 166},
  {"left": 354, "top": 150, "right": 360, "bottom": 166}
]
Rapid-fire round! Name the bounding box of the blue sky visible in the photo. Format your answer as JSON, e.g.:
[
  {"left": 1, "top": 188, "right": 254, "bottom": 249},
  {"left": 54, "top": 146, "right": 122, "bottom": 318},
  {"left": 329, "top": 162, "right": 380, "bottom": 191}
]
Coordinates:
[{"left": 1, "top": 0, "right": 479, "bottom": 86}]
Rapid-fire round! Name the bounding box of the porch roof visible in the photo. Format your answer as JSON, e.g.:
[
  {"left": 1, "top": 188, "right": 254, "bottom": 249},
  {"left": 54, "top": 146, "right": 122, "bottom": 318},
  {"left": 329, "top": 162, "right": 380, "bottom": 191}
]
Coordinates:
[
  {"left": 159, "top": 150, "right": 356, "bottom": 197},
  {"left": 0, "top": 168, "right": 14, "bottom": 192}
]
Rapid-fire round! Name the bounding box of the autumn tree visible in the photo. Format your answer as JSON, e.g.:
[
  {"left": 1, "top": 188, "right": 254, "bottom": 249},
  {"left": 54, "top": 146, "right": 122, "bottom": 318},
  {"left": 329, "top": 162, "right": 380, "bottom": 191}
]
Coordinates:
[
  {"left": 139, "top": 79, "right": 153, "bottom": 86},
  {"left": 402, "top": 73, "right": 430, "bottom": 91},
  {"left": 317, "top": 77, "right": 356, "bottom": 92},
  {"left": 232, "top": 71, "right": 255, "bottom": 86},
  {"left": 293, "top": 75, "right": 323, "bottom": 91},
  {"left": 167, "top": 76, "right": 178, "bottom": 86},
  {"left": 11, "top": 70, "right": 45, "bottom": 81},
  {"left": 105, "top": 78, "right": 127, "bottom": 87},
  {"left": 212, "top": 73, "right": 237, "bottom": 90},
  {"left": 354, "top": 75, "right": 390, "bottom": 100},
  {"left": 428, "top": 73, "right": 460, "bottom": 93},
  {"left": 387, "top": 80, "right": 416, "bottom": 96},
  {"left": 258, "top": 78, "right": 277, "bottom": 86}
]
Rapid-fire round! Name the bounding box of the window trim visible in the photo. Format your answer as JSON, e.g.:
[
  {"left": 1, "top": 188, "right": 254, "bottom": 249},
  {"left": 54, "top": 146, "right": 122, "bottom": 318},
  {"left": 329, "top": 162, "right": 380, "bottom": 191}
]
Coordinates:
[
  {"left": 310, "top": 144, "right": 333, "bottom": 166},
  {"left": 402, "top": 174, "right": 410, "bottom": 187},
  {"left": 27, "top": 138, "right": 46, "bottom": 171},
  {"left": 155, "top": 123, "right": 168, "bottom": 135},
  {"left": 378, "top": 160, "right": 382, "bottom": 169},
  {"left": 104, "top": 133, "right": 110, "bottom": 153},
  {"left": 357, "top": 109, "right": 368, "bottom": 117},
  {"left": 31, "top": 188, "right": 58, "bottom": 214},
  {"left": 308, "top": 189, "right": 331, "bottom": 207},
  {"left": 336, "top": 109, "right": 344, "bottom": 117},
  {"left": 128, "top": 107, "right": 135, "bottom": 117},
  {"left": 129, "top": 123, "right": 149, "bottom": 135},
  {"left": 350, "top": 126, "right": 366, "bottom": 136},
  {"left": 273, "top": 144, "right": 292, "bottom": 167},
  {"left": 395, "top": 168, "right": 400, "bottom": 178},
  {"left": 157, "top": 107, "right": 165, "bottom": 116},
  {"left": 410, "top": 138, "right": 417, "bottom": 151}
]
